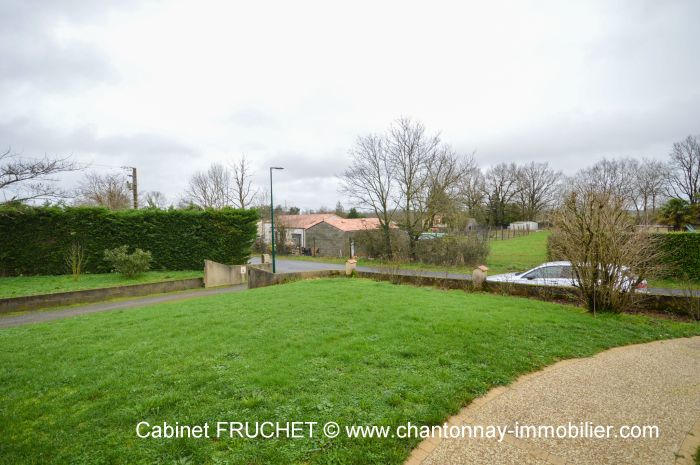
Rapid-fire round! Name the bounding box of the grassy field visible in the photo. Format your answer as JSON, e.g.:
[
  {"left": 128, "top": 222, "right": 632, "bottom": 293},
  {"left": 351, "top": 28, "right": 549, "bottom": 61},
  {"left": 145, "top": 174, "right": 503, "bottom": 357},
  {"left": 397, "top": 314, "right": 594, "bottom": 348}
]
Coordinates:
[
  {"left": 0, "top": 270, "right": 202, "bottom": 299},
  {"left": 485, "top": 231, "right": 549, "bottom": 274},
  {"left": 1, "top": 278, "right": 697, "bottom": 465}
]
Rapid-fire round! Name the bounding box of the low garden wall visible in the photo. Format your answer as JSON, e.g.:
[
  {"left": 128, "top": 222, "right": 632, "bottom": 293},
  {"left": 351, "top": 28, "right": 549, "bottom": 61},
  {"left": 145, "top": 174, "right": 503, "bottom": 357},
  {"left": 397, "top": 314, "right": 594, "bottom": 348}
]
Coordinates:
[
  {"left": 247, "top": 265, "right": 342, "bottom": 289},
  {"left": 0, "top": 278, "right": 204, "bottom": 313},
  {"left": 204, "top": 260, "right": 248, "bottom": 287}
]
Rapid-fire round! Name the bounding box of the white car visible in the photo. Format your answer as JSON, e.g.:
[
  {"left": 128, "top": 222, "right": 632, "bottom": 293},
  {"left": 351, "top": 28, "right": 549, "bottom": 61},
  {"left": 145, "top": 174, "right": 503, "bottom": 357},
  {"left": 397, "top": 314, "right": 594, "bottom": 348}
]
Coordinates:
[{"left": 486, "top": 261, "right": 648, "bottom": 293}]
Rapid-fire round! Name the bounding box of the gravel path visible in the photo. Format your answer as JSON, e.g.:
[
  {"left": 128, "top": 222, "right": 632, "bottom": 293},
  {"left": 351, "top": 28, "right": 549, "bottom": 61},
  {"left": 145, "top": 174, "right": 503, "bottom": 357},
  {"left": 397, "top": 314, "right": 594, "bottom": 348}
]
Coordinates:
[
  {"left": 0, "top": 284, "right": 247, "bottom": 328},
  {"left": 408, "top": 336, "right": 700, "bottom": 465}
]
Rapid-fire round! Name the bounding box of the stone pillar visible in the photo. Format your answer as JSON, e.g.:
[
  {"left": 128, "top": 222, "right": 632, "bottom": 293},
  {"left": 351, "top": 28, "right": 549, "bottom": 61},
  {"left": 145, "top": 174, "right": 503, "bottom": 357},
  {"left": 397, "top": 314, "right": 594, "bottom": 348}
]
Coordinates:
[
  {"left": 261, "top": 253, "right": 271, "bottom": 264},
  {"left": 345, "top": 259, "right": 357, "bottom": 276},
  {"left": 472, "top": 265, "right": 488, "bottom": 290}
]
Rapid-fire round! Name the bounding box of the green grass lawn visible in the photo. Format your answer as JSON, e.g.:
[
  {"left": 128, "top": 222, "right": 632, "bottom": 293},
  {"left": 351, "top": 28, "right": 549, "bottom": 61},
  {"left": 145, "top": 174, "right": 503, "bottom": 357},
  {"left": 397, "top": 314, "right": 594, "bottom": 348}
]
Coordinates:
[
  {"left": 0, "top": 278, "right": 697, "bottom": 465},
  {"left": 484, "top": 231, "right": 549, "bottom": 274},
  {"left": 0, "top": 270, "right": 202, "bottom": 299}
]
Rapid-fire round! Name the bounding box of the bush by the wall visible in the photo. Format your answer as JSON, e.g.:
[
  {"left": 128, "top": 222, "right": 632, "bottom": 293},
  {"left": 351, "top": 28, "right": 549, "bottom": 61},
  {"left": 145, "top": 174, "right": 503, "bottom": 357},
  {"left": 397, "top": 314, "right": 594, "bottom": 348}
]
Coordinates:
[
  {"left": 104, "top": 245, "right": 152, "bottom": 278},
  {"left": 414, "top": 234, "right": 490, "bottom": 267},
  {"left": 653, "top": 232, "right": 700, "bottom": 280},
  {"left": 0, "top": 206, "right": 259, "bottom": 276}
]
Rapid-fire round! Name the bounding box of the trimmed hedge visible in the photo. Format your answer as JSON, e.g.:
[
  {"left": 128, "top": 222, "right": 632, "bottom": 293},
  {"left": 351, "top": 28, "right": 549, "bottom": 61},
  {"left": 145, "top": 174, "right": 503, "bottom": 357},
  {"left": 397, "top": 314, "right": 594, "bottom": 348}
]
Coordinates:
[
  {"left": 653, "top": 232, "right": 700, "bottom": 280},
  {"left": 0, "top": 206, "right": 259, "bottom": 276}
]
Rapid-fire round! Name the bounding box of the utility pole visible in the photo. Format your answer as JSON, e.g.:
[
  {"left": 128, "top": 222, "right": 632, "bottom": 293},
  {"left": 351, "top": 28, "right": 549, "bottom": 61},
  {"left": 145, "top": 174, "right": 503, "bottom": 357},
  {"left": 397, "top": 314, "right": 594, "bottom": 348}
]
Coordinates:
[{"left": 123, "top": 166, "right": 138, "bottom": 209}]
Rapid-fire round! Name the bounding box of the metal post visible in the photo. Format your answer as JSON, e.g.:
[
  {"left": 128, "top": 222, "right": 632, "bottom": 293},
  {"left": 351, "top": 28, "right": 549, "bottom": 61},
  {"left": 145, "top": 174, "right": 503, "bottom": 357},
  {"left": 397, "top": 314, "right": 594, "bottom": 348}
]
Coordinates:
[{"left": 269, "top": 167, "right": 284, "bottom": 273}]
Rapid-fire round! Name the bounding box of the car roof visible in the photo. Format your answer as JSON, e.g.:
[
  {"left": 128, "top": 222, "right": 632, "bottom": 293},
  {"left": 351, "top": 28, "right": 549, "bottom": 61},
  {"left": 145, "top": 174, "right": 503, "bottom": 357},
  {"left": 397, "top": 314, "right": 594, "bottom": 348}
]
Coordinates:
[{"left": 536, "top": 261, "right": 571, "bottom": 267}]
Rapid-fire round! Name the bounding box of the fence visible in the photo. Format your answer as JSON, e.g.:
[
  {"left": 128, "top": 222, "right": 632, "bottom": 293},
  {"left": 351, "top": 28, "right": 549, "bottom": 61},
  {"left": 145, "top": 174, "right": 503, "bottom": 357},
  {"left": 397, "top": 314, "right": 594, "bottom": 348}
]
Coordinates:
[{"left": 464, "top": 227, "right": 535, "bottom": 242}]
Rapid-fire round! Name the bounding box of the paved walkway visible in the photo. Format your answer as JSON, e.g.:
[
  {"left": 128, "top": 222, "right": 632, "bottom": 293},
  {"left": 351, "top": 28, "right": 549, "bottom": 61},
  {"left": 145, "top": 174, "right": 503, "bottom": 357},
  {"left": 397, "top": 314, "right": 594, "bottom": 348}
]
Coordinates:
[
  {"left": 0, "top": 285, "right": 247, "bottom": 328},
  {"left": 406, "top": 336, "right": 700, "bottom": 465}
]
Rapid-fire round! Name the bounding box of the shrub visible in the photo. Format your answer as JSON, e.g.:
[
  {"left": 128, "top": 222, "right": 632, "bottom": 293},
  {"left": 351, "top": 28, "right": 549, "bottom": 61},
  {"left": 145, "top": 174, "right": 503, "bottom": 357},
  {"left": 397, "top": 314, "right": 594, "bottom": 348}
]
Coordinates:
[
  {"left": 652, "top": 232, "right": 700, "bottom": 280},
  {"left": 354, "top": 229, "right": 409, "bottom": 259},
  {"left": 414, "top": 234, "right": 489, "bottom": 267},
  {"left": 64, "top": 242, "right": 87, "bottom": 281},
  {"left": 104, "top": 246, "right": 152, "bottom": 278},
  {"left": 0, "top": 206, "right": 259, "bottom": 276},
  {"left": 550, "top": 190, "right": 658, "bottom": 313}
]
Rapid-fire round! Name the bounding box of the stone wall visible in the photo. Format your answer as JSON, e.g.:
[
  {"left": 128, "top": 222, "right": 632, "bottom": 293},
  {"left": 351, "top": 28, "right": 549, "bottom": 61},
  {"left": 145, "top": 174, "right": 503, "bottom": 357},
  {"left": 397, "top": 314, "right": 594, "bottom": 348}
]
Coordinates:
[
  {"left": 247, "top": 265, "right": 342, "bottom": 289},
  {"left": 0, "top": 278, "right": 204, "bottom": 313}
]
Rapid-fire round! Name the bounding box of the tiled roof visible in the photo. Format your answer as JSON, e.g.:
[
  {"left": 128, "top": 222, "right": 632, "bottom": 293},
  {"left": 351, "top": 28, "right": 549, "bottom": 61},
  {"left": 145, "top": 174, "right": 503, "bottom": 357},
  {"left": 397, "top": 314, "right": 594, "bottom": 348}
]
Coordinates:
[
  {"left": 277, "top": 213, "right": 339, "bottom": 229},
  {"left": 322, "top": 216, "right": 387, "bottom": 232}
]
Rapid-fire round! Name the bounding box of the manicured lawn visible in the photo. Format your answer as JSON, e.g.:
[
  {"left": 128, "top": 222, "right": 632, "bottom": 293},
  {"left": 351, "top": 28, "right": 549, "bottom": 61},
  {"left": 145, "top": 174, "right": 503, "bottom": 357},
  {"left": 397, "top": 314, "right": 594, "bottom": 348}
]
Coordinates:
[
  {"left": 0, "top": 270, "right": 202, "bottom": 299},
  {"left": 0, "top": 278, "right": 697, "bottom": 465}
]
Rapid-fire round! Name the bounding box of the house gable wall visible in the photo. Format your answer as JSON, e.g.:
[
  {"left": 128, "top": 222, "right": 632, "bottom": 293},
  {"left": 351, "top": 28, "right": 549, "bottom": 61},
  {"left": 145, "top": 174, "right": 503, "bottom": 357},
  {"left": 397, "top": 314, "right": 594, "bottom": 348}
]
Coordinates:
[{"left": 306, "top": 222, "right": 350, "bottom": 257}]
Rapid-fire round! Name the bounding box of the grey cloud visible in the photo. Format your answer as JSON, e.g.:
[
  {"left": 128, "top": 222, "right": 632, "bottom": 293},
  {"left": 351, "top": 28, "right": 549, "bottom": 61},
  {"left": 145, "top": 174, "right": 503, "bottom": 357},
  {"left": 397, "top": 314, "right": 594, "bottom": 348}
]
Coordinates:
[
  {"left": 470, "top": 93, "right": 700, "bottom": 172},
  {"left": 0, "top": 118, "right": 199, "bottom": 199},
  {"left": 264, "top": 149, "right": 347, "bottom": 180},
  {"left": 0, "top": 1, "right": 141, "bottom": 92},
  {"left": 227, "top": 108, "right": 279, "bottom": 129}
]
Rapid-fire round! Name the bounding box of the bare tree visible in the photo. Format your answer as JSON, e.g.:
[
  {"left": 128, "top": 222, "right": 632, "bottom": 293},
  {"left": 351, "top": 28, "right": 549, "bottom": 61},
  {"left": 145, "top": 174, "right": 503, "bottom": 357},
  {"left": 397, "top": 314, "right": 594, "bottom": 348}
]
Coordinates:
[
  {"left": 668, "top": 135, "right": 700, "bottom": 204},
  {"left": 0, "top": 148, "right": 82, "bottom": 204},
  {"left": 230, "top": 154, "right": 257, "bottom": 209},
  {"left": 185, "top": 163, "right": 232, "bottom": 209},
  {"left": 143, "top": 191, "right": 168, "bottom": 209},
  {"left": 516, "top": 161, "right": 561, "bottom": 221},
  {"left": 550, "top": 187, "right": 660, "bottom": 313},
  {"left": 483, "top": 162, "right": 521, "bottom": 227},
  {"left": 633, "top": 159, "right": 669, "bottom": 224},
  {"left": 387, "top": 117, "right": 441, "bottom": 258},
  {"left": 576, "top": 158, "right": 638, "bottom": 205},
  {"left": 425, "top": 148, "right": 476, "bottom": 229},
  {"left": 76, "top": 172, "right": 131, "bottom": 210},
  {"left": 458, "top": 162, "right": 486, "bottom": 220},
  {"left": 340, "top": 133, "right": 396, "bottom": 257}
]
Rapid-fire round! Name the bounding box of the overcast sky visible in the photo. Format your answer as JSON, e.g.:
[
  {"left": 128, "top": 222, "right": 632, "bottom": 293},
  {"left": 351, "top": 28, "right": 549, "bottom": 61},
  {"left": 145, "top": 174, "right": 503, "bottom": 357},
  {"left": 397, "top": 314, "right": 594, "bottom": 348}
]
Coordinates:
[{"left": 2, "top": 0, "right": 699, "bottom": 209}]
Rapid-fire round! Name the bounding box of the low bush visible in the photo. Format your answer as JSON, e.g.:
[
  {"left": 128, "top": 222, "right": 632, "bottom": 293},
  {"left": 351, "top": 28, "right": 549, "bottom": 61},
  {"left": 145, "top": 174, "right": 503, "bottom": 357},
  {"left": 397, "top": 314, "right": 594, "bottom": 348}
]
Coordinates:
[
  {"left": 354, "top": 229, "right": 409, "bottom": 259},
  {"left": 104, "top": 246, "right": 152, "bottom": 278},
  {"left": 414, "top": 234, "right": 490, "bottom": 267}
]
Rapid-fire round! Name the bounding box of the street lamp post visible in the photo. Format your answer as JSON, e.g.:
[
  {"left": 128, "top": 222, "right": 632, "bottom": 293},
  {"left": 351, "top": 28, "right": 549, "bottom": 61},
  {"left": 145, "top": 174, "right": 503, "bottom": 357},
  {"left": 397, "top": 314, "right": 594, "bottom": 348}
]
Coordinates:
[{"left": 269, "top": 166, "right": 284, "bottom": 273}]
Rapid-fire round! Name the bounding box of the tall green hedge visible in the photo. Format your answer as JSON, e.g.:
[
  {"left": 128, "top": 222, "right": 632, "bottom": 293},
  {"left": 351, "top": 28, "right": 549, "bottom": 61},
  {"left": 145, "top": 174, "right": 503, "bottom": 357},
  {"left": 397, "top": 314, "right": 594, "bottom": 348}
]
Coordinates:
[
  {"left": 0, "top": 206, "right": 259, "bottom": 276},
  {"left": 653, "top": 232, "right": 700, "bottom": 280}
]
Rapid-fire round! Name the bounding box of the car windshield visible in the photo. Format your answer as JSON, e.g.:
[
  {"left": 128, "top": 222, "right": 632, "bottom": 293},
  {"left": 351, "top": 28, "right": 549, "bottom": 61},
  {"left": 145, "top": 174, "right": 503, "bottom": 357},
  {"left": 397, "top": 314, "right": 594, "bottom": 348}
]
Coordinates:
[{"left": 523, "top": 265, "right": 573, "bottom": 280}]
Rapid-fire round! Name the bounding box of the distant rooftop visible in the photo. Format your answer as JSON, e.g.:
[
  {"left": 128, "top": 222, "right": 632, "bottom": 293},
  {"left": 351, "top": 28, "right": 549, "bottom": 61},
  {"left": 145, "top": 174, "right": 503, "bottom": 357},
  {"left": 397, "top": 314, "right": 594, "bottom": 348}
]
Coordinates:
[{"left": 276, "top": 213, "right": 339, "bottom": 229}]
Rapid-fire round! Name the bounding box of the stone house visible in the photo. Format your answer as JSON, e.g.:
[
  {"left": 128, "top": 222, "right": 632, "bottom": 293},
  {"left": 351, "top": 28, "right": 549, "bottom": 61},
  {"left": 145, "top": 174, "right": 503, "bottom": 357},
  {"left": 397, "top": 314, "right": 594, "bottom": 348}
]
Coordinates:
[
  {"left": 305, "top": 216, "right": 387, "bottom": 257},
  {"left": 259, "top": 214, "right": 337, "bottom": 249}
]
